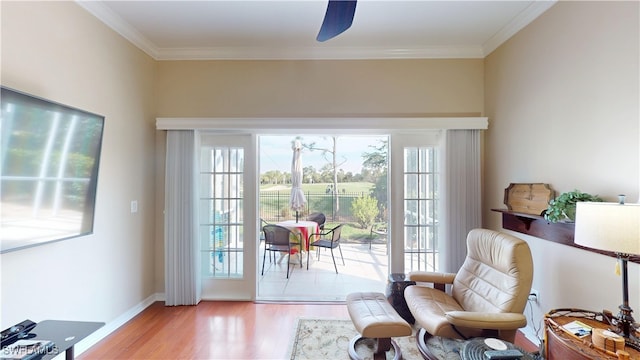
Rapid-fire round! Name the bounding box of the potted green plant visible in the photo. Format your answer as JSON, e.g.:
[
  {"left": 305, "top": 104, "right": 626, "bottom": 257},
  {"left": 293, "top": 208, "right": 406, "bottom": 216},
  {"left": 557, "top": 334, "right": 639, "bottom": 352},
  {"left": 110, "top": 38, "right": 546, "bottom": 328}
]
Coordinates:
[{"left": 544, "top": 190, "right": 603, "bottom": 223}]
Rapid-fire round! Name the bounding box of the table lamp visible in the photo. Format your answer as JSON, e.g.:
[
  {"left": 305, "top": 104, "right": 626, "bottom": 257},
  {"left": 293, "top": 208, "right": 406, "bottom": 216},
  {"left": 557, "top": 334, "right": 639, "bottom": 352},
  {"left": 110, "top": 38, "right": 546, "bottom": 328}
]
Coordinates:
[{"left": 575, "top": 199, "right": 640, "bottom": 349}]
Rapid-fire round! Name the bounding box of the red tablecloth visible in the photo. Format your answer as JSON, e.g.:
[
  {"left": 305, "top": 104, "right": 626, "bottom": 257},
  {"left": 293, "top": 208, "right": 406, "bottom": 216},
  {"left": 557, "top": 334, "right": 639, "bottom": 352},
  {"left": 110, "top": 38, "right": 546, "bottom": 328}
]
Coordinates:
[{"left": 276, "top": 220, "right": 319, "bottom": 253}]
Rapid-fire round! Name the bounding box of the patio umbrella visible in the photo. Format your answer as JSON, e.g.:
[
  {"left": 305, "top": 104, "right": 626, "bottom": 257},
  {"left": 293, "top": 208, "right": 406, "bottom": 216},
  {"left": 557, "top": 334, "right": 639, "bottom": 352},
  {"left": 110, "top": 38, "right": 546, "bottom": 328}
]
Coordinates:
[{"left": 290, "top": 140, "right": 307, "bottom": 222}]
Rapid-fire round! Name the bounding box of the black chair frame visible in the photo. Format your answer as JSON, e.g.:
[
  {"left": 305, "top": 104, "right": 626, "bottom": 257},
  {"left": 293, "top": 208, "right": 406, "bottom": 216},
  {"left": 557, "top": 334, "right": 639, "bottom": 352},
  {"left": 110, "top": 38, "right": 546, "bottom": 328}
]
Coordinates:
[
  {"left": 306, "top": 212, "right": 326, "bottom": 231},
  {"left": 261, "top": 224, "right": 302, "bottom": 279},
  {"left": 307, "top": 224, "right": 345, "bottom": 274}
]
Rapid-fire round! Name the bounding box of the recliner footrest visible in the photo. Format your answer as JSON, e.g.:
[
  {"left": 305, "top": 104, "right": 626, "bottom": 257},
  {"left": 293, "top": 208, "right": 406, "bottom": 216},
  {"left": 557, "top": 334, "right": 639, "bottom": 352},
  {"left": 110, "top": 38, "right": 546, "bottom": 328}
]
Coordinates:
[{"left": 346, "top": 292, "right": 412, "bottom": 360}]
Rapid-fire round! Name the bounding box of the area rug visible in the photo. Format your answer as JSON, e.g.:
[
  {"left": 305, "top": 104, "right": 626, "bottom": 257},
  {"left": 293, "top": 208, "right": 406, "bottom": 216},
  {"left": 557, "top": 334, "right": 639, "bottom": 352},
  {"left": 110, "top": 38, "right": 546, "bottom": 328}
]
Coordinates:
[{"left": 288, "top": 318, "right": 422, "bottom": 360}]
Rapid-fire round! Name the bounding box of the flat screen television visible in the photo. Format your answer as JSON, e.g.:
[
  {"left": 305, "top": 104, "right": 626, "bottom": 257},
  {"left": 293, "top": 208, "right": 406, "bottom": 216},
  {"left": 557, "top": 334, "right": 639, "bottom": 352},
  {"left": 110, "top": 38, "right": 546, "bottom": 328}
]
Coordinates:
[{"left": 1, "top": 86, "right": 105, "bottom": 253}]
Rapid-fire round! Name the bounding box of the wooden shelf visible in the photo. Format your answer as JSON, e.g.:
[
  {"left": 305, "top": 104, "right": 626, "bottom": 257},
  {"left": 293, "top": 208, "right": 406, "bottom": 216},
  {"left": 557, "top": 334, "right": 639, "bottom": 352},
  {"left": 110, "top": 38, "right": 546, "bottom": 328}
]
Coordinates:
[{"left": 492, "top": 209, "right": 640, "bottom": 265}]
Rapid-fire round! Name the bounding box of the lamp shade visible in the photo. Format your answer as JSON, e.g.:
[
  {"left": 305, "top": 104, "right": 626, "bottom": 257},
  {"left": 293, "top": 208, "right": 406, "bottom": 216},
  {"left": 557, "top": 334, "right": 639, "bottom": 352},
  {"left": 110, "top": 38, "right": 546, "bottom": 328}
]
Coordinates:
[{"left": 575, "top": 202, "right": 640, "bottom": 255}]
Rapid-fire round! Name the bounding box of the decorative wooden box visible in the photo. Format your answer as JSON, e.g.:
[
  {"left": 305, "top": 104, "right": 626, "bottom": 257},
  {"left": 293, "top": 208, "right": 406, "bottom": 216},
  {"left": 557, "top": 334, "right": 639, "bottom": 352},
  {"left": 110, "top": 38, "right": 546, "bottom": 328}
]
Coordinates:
[{"left": 503, "top": 183, "right": 554, "bottom": 216}]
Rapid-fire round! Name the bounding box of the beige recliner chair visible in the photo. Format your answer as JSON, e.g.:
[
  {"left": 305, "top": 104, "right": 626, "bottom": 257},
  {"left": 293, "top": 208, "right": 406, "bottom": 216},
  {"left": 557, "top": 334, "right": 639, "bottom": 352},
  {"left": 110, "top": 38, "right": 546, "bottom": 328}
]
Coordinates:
[{"left": 404, "top": 228, "right": 534, "bottom": 347}]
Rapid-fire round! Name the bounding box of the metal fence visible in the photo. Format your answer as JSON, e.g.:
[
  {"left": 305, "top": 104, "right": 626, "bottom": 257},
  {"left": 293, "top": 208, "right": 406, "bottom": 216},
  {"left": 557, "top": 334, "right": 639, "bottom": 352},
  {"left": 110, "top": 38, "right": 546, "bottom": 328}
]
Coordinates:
[{"left": 259, "top": 191, "right": 372, "bottom": 223}]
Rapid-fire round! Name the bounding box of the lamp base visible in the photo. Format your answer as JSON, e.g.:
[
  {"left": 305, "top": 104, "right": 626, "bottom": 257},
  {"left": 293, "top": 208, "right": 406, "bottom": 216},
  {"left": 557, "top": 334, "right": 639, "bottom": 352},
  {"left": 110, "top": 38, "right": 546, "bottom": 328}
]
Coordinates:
[{"left": 606, "top": 306, "right": 640, "bottom": 351}]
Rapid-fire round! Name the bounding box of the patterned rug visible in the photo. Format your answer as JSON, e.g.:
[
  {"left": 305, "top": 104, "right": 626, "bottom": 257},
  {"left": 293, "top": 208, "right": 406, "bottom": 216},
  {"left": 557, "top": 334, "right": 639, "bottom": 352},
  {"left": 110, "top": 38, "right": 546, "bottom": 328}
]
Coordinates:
[{"left": 288, "top": 318, "right": 422, "bottom": 360}]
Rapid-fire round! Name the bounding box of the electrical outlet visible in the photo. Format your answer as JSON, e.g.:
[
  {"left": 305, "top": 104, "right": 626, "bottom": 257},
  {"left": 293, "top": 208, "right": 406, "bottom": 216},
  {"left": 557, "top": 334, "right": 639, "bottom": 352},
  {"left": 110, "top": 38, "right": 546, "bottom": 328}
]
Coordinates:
[{"left": 528, "top": 288, "right": 539, "bottom": 303}]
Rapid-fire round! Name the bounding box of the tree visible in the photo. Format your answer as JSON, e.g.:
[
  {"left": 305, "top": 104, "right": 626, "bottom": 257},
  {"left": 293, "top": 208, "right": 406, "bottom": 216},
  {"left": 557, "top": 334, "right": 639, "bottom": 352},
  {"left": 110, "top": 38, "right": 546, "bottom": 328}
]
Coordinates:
[
  {"left": 342, "top": 171, "right": 354, "bottom": 182},
  {"left": 260, "top": 170, "right": 290, "bottom": 185},
  {"left": 361, "top": 139, "right": 388, "bottom": 221},
  {"left": 319, "top": 163, "right": 334, "bottom": 183},
  {"left": 359, "top": 168, "right": 375, "bottom": 183},
  {"left": 301, "top": 136, "right": 347, "bottom": 220},
  {"left": 351, "top": 195, "right": 379, "bottom": 229},
  {"left": 303, "top": 165, "right": 316, "bottom": 183},
  {"left": 362, "top": 139, "right": 387, "bottom": 174}
]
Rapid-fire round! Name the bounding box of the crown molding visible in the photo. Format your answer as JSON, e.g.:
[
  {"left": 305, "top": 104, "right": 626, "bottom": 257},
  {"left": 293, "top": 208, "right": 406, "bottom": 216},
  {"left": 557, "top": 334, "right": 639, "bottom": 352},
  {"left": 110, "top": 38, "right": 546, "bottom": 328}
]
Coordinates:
[
  {"left": 482, "top": 0, "right": 557, "bottom": 56},
  {"left": 76, "top": 1, "right": 160, "bottom": 59},
  {"left": 154, "top": 46, "right": 485, "bottom": 61}
]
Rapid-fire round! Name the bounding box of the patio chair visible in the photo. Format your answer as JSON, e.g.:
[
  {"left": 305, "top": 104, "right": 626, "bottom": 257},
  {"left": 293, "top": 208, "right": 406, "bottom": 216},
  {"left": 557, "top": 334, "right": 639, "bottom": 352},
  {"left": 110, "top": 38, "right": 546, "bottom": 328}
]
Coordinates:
[
  {"left": 306, "top": 212, "right": 326, "bottom": 231},
  {"left": 260, "top": 218, "right": 275, "bottom": 263},
  {"left": 261, "top": 224, "right": 302, "bottom": 279},
  {"left": 259, "top": 218, "right": 269, "bottom": 242},
  {"left": 307, "top": 224, "right": 345, "bottom": 274},
  {"left": 369, "top": 222, "right": 387, "bottom": 250}
]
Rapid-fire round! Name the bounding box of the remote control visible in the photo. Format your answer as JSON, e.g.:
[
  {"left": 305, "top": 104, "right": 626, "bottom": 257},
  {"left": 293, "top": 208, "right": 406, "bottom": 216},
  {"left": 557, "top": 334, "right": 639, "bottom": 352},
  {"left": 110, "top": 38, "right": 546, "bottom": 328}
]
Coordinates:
[
  {"left": 1, "top": 320, "right": 37, "bottom": 347},
  {"left": 484, "top": 349, "right": 524, "bottom": 360}
]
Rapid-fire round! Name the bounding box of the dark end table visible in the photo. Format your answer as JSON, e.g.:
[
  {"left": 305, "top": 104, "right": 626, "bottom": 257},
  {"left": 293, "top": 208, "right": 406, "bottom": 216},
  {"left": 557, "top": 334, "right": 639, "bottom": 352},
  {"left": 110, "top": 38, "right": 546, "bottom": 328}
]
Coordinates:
[
  {"left": 385, "top": 272, "right": 416, "bottom": 324},
  {"left": 30, "top": 320, "right": 104, "bottom": 360}
]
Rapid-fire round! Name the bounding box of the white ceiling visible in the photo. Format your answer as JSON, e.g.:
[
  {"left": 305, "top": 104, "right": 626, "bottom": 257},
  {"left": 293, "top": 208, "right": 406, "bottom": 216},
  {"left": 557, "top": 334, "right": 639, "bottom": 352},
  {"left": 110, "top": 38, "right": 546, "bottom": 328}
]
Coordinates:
[{"left": 77, "top": 0, "right": 556, "bottom": 60}]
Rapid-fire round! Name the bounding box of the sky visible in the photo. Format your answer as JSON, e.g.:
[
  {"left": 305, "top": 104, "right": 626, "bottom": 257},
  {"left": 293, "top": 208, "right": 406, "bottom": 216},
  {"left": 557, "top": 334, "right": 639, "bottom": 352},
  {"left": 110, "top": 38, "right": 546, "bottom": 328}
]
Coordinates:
[{"left": 259, "top": 135, "right": 387, "bottom": 174}]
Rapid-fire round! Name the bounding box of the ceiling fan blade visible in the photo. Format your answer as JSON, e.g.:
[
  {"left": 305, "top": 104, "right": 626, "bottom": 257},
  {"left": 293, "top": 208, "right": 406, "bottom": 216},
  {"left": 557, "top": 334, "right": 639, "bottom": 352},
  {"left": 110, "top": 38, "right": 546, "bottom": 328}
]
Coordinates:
[{"left": 316, "top": 0, "right": 357, "bottom": 42}]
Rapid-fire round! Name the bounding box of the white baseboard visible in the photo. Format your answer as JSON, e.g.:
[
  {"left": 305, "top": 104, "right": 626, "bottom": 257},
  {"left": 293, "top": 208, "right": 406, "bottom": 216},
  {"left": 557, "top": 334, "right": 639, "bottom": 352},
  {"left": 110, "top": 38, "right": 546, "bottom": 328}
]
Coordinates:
[{"left": 72, "top": 293, "right": 165, "bottom": 357}]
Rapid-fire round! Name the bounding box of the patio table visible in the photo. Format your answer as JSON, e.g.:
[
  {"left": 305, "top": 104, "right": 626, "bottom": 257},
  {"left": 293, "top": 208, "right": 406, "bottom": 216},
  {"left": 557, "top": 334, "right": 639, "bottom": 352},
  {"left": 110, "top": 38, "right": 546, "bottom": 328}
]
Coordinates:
[{"left": 276, "top": 220, "right": 319, "bottom": 252}]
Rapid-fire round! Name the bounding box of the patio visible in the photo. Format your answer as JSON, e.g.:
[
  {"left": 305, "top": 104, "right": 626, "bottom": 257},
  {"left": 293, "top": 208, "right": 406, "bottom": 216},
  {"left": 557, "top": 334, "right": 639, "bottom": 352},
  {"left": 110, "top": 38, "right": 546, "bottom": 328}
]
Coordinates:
[{"left": 257, "top": 240, "right": 390, "bottom": 301}]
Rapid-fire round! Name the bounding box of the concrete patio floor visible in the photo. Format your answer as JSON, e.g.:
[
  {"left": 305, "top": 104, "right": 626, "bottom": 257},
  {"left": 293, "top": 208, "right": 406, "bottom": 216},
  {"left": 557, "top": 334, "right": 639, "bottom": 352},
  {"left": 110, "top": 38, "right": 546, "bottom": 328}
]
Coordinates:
[{"left": 257, "top": 241, "right": 390, "bottom": 301}]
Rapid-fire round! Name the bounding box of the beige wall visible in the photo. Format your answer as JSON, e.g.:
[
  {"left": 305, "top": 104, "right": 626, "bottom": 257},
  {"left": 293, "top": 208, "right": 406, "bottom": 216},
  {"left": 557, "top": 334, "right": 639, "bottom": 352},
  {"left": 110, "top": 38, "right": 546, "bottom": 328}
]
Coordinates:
[
  {"left": 155, "top": 59, "right": 484, "bottom": 117},
  {"left": 484, "top": 1, "right": 639, "bottom": 338},
  {"left": 1, "top": 2, "right": 157, "bottom": 327}
]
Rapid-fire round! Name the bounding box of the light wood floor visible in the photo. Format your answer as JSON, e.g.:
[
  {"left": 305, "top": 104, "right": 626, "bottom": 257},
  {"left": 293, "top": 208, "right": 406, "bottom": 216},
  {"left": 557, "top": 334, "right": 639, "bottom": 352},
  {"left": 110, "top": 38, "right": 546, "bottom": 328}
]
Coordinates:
[{"left": 79, "top": 301, "right": 537, "bottom": 359}]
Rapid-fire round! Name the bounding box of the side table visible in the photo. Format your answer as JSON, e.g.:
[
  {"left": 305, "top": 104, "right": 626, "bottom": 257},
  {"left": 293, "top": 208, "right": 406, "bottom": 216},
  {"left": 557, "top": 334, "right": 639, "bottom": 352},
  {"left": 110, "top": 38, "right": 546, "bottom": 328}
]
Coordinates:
[
  {"left": 545, "top": 308, "right": 640, "bottom": 360},
  {"left": 385, "top": 273, "right": 416, "bottom": 324}
]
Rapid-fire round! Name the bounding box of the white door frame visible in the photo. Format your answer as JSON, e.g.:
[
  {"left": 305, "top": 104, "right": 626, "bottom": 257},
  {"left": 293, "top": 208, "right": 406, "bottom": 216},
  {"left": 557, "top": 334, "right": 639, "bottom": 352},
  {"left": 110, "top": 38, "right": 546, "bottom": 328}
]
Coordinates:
[
  {"left": 198, "top": 132, "right": 257, "bottom": 300},
  {"left": 389, "top": 132, "right": 443, "bottom": 274}
]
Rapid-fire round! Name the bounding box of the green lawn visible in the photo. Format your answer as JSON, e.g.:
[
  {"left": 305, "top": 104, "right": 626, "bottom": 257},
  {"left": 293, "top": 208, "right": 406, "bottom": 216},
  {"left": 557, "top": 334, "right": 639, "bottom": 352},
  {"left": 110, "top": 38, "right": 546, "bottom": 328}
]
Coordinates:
[{"left": 329, "top": 221, "right": 373, "bottom": 240}]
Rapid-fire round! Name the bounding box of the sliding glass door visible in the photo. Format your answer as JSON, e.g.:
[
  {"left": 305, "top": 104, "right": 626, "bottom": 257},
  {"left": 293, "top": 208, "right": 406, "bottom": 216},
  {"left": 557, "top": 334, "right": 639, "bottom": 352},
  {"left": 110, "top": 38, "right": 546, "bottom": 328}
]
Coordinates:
[
  {"left": 402, "top": 146, "right": 439, "bottom": 272},
  {"left": 199, "top": 133, "right": 256, "bottom": 300},
  {"left": 389, "top": 133, "right": 442, "bottom": 274}
]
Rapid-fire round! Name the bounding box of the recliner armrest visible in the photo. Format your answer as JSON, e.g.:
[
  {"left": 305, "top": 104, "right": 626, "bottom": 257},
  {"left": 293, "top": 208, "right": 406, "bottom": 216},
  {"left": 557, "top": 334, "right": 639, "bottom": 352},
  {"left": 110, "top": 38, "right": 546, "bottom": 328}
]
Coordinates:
[
  {"left": 407, "top": 271, "right": 456, "bottom": 284},
  {"left": 444, "top": 311, "right": 527, "bottom": 330}
]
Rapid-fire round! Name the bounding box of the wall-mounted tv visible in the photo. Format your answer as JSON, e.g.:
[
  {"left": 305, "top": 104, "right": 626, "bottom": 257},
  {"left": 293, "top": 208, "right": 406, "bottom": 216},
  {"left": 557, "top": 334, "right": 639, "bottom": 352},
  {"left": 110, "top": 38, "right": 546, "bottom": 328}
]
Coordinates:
[{"left": 1, "top": 86, "right": 105, "bottom": 253}]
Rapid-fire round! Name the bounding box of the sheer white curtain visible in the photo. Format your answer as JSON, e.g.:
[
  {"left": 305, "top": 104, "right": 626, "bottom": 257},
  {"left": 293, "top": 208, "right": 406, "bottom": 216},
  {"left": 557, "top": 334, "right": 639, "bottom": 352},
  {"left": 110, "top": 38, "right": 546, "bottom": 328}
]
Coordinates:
[
  {"left": 164, "top": 130, "right": 201, "bottom": 306},
  {"left": 441, "top": 129, "right": 482, "bottom": 273}
]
